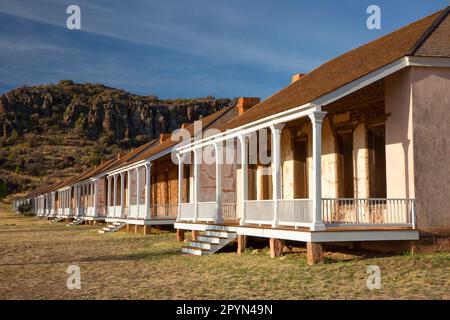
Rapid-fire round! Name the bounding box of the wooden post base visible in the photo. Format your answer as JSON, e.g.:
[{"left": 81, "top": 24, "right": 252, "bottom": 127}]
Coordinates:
[
  {"left": 134, "top": 224, "right": 138, "bottom": 234},
  {"left": 237, "top": 235, "right": 247, "bottom": 255},
  {"left": 307, "top": 242, "right": 324, "bottom": 265},
  {"left": 192, "top": 230, "right": 199, "bottom": 241},
  {"left": 143, "top": 226, "right": 150, "bottom": 235},
  {"left": 269, "top": 238, "right": 282, "bottom": 258},
  {"left": 176, "top": 229, "right": 185, "bottom": 242}
]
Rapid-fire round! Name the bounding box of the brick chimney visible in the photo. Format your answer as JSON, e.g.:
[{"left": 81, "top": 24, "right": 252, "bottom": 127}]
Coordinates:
[
  {"left": 159, "top": 133, "right": 171, "bottom": 143},
  {"left": 236, "top": 97, "right": 260, "bottom": 116},
  {"left": 291, "top": 73, "right": 305, "bottom": 84}
]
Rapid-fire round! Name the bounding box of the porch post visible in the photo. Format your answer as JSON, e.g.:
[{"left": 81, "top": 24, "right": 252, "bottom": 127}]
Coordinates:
[
  {"left": 238, "top": 135, "right": 248, "bottom": 226},
  {"left": 83, "top": 184, "right": 87, "bottom": 214},
  {"left": 136, "top": 167, "right": 141, "bottom": 217},
  {"left": 80, "top": 184, "right": 84, "bottom": 215},
  {"left": 93, "top": 179, "right": 98, "bottom": 217},
  {"left": 90, "top": 182, "right": 93, "bottom": 207},
  {"left": 127, "top": 170, "right": 131, "bottom": 216},
  {"left": 69, "top": 187, "right": 72, "bottom": 215},
  {"left": 113, "top": 175, "right": 118, "bottom": 216},
  {"left": 270, "top": 123, "right": 284, "bottom": 228},
  {"left": 120, "top": 172, "right": 125, "bottom": 218},
  {"left": 176, "top": 153, "right": 183, "bottom": 221},
  {"left": 107, "top": 176, "right": 112, "bottom": 214},
  {"left": 193, "top": 148, "right": 201, "bottom": 222},
  {"left": 214, "top": 142, "right": 223, "bottom": 224},
  {"left": 145, "top": 162, "right": 152, "bottom": 220},
  {"left": 51, "top": 192, "right": 55, "bottom": 215},
  {"left": 308, "top": 110, "right": 327, "bottom": 231}
]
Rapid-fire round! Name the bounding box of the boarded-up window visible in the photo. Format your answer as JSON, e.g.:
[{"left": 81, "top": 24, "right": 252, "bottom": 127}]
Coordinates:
[
  {"left": 337, "top": 132, "right": 354, "bottom": 198},
  {"left": 293, "top": 139, "right": 308, "bottom": 198},
  {"left": 368, "top": 125, "right": 387, "bottom": 198}
]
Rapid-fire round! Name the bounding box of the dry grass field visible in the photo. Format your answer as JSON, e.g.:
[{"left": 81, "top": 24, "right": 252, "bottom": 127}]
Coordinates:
[{"left": 0, "top": 205, "right": 448, "bottom": 300}]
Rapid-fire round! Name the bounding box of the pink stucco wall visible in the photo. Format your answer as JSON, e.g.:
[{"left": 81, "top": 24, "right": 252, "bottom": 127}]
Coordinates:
[{"left": 411, "top": 66, "right": 450, "bottom": 235}]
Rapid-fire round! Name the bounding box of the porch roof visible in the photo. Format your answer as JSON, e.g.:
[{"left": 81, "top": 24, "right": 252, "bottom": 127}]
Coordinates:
[{"left": 223, "top": 7, "right": 449, "bottom": 130}]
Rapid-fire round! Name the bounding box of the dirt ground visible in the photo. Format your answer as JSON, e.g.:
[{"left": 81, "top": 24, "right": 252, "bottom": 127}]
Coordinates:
[{"left": 0, "top": 206, "right": 448, "bottom": 300}]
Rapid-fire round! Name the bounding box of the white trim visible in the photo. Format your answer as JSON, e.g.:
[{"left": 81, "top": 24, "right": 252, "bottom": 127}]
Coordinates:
[{"left": 408, "top": 56, "right": 450, "bottom": 68}]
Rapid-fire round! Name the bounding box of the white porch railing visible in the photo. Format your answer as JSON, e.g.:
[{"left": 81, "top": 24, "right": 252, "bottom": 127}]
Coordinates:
[
  {"left": 107, "top": 206, "right": 115, "bottom": 218},
  {"left": 222, "top": 203, "right": 237, "bottom": 222},
  {"left": 176, "top": 198, "right": 416, "bottom": 229},
  {"left": 128, "top": 205, "right": 138, "bottom": 218},
  {"left": 197, "top": 202, "right": 217, "bottom": 222},
  {"left": 278, "top": 199, "right": 313, "bottom": 228},
  {"left": 322, "top": 198, "right": 415, "bottom": 227},
  {"left": 244, "top": 200, "right": 274, "bottom": 225},
  {"left": 114, "top": 206, "right": 122, "bottom": 218},
  {"left": 64, "top": 208, "right": 72, "bottom": 216},
  {"left": 179, "top": 203, "right": 196, "bottom": 221},
  {"left": 97, "top": 206, "right": 106, "bottom": 217},
  {"left": 85, "top": 207, "right": 95, "bottom": 217},
  {"left": 151, "top": 204, "right": 178, "bottom": 218},
  {"left": 138, "top": 204, "right": 147, "bottom": 219}
]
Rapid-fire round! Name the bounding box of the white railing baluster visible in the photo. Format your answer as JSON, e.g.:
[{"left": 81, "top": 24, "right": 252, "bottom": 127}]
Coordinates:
[{"left": 321, "top": 198, "right": 414, "bottom": 228}]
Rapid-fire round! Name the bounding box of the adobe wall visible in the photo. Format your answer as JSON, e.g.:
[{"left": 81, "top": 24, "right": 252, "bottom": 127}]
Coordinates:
[
  {"left": 385, "top": 68, "right": 415, "bottom": 200},
  {"left": 197, "top": 146, "right": 237, "bottom": 204},
  {"left": 281, "top": 117, "right": 339, "bottom": 200},
  {"left": 98, "top": 177, "right": 106, "bottom": 207},
  {"left": 411, "top": 66, "right": 450, "bottom": 235},
  {"left": 151, "top": 157, "right": 178, "bottom": 206}
]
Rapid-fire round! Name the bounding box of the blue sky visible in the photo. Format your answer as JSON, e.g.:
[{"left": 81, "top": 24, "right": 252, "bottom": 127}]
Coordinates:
[{"left": 0, "top": 0, "right": 447, "bottom": 99}]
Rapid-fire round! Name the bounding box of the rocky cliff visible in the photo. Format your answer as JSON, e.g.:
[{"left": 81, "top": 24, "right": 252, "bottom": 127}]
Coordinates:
[{"left": 0, "top": 80, "right": 234, "bottom": 196}]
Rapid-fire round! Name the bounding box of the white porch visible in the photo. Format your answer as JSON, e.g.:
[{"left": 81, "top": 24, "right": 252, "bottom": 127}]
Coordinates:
[
  {"left": 175, "top": 102, "right": 417, "bottom": 241},
  {"left": 104, "top": 161, "right": 177, "bottom": 225}
]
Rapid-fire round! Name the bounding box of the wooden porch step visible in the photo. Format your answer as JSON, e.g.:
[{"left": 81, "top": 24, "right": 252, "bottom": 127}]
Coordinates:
[{"left": 181, "top": 229, "right": 237, "bottom": 256}]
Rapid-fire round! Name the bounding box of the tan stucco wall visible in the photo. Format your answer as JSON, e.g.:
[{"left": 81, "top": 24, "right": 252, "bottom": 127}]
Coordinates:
[
  {"left": 385, "top": 68, "right": 415, "bottom": 200},
  {"left": 281, "top": 118, "right": 338, "bottom": 199},
  {"left": 321, "top": 118, "right": 339, "bottom": 198},
  {"left": 281, "top": 128, "right": 294, "bottom": 199},
  {"left": 197, "top": 149, "right": 237, "bottom": 204},
  {"left": 410, "top": 66, "right": 450, "bottom": 234}
]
